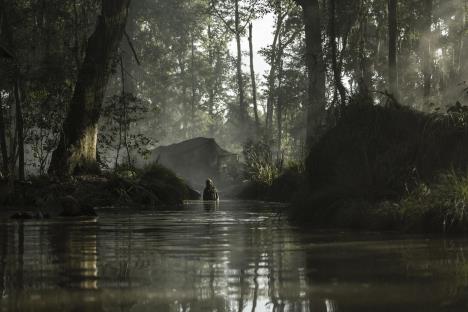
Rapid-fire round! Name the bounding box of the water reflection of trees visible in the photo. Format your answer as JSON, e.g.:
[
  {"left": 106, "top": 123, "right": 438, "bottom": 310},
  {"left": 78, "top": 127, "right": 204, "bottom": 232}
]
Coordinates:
[
  {"left": 4, "top": 204, "right": 468, "bottom": 311},
  {"left": 101, "top": 205, "right": 314, "bottom": 311},
  {"left": 0, "top": 218, "right": 103, "bottom": 312},
  {"left": 302, "top": 235, "right": 468, "bottom": 312},
  {"left": 0, "top": 204, "right": 319, "bottom": 311}
]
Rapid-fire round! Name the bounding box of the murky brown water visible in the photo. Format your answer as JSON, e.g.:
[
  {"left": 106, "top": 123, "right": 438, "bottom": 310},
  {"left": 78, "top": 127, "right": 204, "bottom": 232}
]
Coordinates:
[{"left": 1, "top": 200, "right": 468, "bottom": 311}]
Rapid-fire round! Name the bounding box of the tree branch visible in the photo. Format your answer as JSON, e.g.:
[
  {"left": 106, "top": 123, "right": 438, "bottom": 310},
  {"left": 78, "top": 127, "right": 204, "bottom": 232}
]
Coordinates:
[{"left": 124, "top": 30, "right": 141, "bottom": 65}]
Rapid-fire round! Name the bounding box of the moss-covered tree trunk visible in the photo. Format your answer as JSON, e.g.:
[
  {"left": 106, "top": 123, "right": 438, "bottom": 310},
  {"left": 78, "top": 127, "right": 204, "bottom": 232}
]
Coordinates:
[{"left": 48, "top": 0, "right": 131, "bottom": 176}]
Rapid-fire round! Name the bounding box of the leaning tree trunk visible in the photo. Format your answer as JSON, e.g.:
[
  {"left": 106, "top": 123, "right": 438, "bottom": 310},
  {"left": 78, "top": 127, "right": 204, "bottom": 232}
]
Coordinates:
[
  {"left": 297, "top": 0, "right": 326, "bottom": 151},
  {"left": 48, "top": 0, "right": 131, "bottom": 176}
]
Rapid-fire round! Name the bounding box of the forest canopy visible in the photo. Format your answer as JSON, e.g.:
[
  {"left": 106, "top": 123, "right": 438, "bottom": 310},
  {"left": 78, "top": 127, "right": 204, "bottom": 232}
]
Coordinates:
[{"left": 0, "top": 0, "right": 466, "bottom": 178}]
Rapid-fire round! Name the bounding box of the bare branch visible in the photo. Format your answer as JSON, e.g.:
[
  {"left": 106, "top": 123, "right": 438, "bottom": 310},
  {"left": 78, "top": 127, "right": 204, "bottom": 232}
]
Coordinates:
[{"left": 124, "top": 30, "right": 141, "bottom": 65}]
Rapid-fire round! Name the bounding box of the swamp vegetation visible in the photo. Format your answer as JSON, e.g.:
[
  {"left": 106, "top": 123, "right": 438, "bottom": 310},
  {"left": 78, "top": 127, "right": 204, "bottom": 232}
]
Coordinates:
[
  {"left": 0, "top": 0, "right": 467, "bottom": 232},
  {"left": 1, "top": 0, "right": 468, "bottom": 310}
]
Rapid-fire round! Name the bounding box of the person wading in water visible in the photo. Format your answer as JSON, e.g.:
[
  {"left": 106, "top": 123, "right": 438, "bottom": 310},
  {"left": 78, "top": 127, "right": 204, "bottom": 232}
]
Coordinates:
[{"left": 203, "top": 179, "right": 219, "bottom": 201}]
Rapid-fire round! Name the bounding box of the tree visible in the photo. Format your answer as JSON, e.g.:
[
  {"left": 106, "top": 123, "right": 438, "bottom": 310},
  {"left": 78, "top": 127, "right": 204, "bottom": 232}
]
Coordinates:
[
  {"left": 295, "top": 0, "right": 326, "bottom": 150},
  {"left": 0, "top": 0, "right": 25, "bottom": 180},
  {"left": 265, "top": 0, "right": 285, "bottom": 131},
  {"left": 328, "top": 0, "right": 347, "bottom": 109},
  {"left": 234, "top": 0, "right": 247, "bottom": 124},
  {"left": 48, "top": 0, "right": 132, "bottom": 175},
  {"left": 421, "top": 0, "right": 432, "bottom": 103},
  {"left": 248, "top": 23, "right": 260, "bottom": 131},
  {"left": 388, "top": 0, "right": 398, "bottom": 97},
  {"left": 211, "top": 0, "right": 260, "bottom": 129}
]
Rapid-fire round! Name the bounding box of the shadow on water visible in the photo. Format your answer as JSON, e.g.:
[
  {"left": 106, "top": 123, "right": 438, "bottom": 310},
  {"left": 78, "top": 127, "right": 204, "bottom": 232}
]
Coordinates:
[{"left": 0, "top": 201, "right": 468, "bottom": 311}]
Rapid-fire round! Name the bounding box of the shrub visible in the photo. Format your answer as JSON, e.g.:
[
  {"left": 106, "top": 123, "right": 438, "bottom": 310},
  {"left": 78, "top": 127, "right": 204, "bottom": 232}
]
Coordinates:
[
  {"left": 303, "top": 103, "right": 468, "bottom": 217},
  {"left": 242, "top": 139, "right": 281, "bottom": 186},
  {"left": 138, "top": 163, "right": 199, "bottom": 204},
  {"left": 399, "top": 171, "right": 468, "bottom": 233}
]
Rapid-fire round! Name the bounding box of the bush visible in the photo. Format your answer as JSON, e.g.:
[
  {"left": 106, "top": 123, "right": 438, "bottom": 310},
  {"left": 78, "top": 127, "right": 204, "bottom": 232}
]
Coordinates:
[
  {"left": 242, "top": 139, "right": 281, "bottom": 186},
  {"left": 238, "top": 163, "right": 304, "bottom": 202},
  {"left": 399, "top": 171, "right": 468, "bottom": 233},
  {"left": 297, "top": 103, "right": 468, "bottom": 224},
  {"left": 137, "top": 163, "right": 197, "bottom": 204}
]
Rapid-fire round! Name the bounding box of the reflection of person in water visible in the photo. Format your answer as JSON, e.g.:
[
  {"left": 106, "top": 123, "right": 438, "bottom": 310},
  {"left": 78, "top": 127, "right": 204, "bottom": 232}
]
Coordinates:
[{"left": 203, "top": 179, "right": 219, "bottom": 201}]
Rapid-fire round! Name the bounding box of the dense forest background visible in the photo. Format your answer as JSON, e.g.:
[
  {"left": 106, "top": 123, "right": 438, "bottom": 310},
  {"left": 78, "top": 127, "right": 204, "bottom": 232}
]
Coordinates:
[{"left": 0, "top": 0, "right": 467, "bottom": 178}]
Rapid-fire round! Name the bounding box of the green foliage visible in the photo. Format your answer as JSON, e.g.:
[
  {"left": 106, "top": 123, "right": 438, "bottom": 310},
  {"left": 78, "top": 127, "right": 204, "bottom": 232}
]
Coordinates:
[
  {"left": 290, "top": 102, "right": 468, "bottom": 231},
  {"left": 238, "top": 147, "right": 304, "bottom": 202},
  {"left": 1, "top": 162, "right": 198, "bottom": 208},
  {"left": 99, "top": 92, "right": 153, "bottom": 167},
  {"left": 1, "top": 0, "right": 466, "bottom": 179},
  {"left": 242, "top": 139, "right": 281, "bottom": 186},
  {"left": 399, "top": 171, "right": 468, "bottom": 233},
  {"left": 306, "top": 103, "right": 468, "bottom": 205},
  {"left": 137, "top": 163, "right": 198, "bottom": 204}
]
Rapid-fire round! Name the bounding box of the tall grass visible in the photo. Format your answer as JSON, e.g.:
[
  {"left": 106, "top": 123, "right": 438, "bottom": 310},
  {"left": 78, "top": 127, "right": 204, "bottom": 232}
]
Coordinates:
[
  {"left": 242, "top": 140, "right": 281, "bottom": 186},
  {"left": 399, "top": 171, "right": 468, "bottom": 233}
]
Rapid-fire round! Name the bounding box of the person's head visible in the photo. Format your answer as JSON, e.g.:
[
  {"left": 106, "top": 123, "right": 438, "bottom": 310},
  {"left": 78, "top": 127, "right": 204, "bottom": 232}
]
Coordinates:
[{"left": 206, "top": 179, "right": 213, "bottom": 187}]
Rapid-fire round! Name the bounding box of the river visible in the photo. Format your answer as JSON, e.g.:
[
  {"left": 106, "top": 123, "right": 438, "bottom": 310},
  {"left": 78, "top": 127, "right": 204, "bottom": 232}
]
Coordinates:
[{"left": 0, "top": 200, "right": 467, "bottom": 311}]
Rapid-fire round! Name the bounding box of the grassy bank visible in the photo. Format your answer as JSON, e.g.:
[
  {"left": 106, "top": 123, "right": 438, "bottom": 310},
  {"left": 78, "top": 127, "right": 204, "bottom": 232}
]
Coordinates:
[
  {"left": 236, "top": 139, "right": 304, "bottom": 203},
  {"left": 266, "top": 103, "right": 468, "bottom": 233},
  {"left": 0, "top": 163, "right": 199, "bottom": 216},
  {"left": 292, "top": 103, "right": 468, "bottom": 233}
]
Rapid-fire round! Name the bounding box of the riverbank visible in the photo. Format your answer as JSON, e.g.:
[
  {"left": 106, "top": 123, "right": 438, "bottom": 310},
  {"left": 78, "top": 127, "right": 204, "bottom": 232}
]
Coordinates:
[
  {"left": 0, "top": 164, "right": 200, "bottom": 217},
  {"left": 240, "top": 103, "right": 468, "bottom": 234}
]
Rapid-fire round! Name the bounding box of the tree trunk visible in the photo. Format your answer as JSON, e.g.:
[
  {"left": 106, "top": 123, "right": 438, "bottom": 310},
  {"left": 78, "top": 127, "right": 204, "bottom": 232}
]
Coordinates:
[
  {"left": 266, "top": 6, "right": 283, "bottom": 131},
  {"left": 0, "top": 96, "right": 8, "bottom": 175},
  {"left": 207, "top": 23, "right": 216, "bottom": 136},
  {"left": 13, "top": 78, "right": 24, "bottom": 180},
  {"left": 297, "top": 0, "right": 326, "bottom": 150},
  {"left": 48, "top": 0, "right": 131, "bottom": 176},
  {"left": 357, "top": 0, "right": 372, "bottom": 96},
  {"left": 329, "top": 0, "right": 347, "bottom": 108},
  {"left": 248, "top": 23, "right": 259, "bottom": 132},
  {"left": 178, "top": 57, "right": 190, "bottom": 139},
  {"left": 388, "top": 0, "right": 398, "bottom": 97},
  {"left": 190, "top": 33, "right": 196, "bottom": 128},
  {"left": 457, "top": 0, "right": 467, "bottom": 77},
  {"left": 235, "top": 0, "right": 246, "bottom": 125},
  {"left": 1, "top": 2, "right": 24, "bottom": 180},
  {"left": 276, "top": 42, "right": 284, "bottom": 153},
  {"left": 421, "top": 0, "right": 432, "bottom": 105}
]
